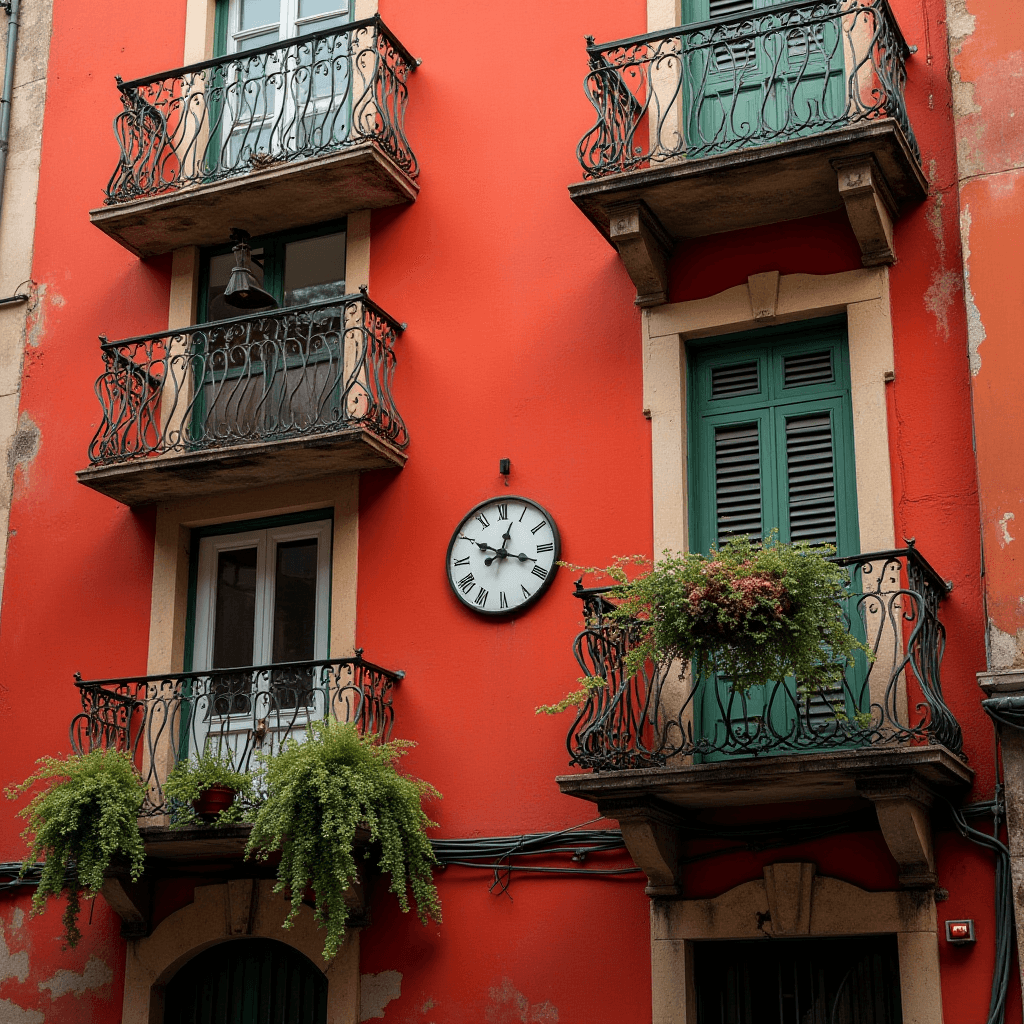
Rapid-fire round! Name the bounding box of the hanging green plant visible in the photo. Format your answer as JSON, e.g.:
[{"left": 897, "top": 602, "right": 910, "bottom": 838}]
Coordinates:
[
  {"left": 538, "top": 534, "right": 872, "bottom": 714},
  {"left": 163, "top": 750, "right": 254, "bottom": 826},
  {"left": 5, "top": 748, "right": 146, "bottom": 948},
  {"left": 245, "top": 719, "right": 441, "bottom": 960}
]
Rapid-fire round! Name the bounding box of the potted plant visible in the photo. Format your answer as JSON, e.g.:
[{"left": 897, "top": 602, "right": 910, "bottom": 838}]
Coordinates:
[
  {"left": 5, "top": 748, "right": 146, "bottom": 948},
  {"left": 163, "top": 750, "right": 253, "bottom": 825},
  {"left": 538, "top": 533, "right": 872, "bottom": 714},
  {"left": 246, "top": 718, "right": 441, "bottom": 959}
]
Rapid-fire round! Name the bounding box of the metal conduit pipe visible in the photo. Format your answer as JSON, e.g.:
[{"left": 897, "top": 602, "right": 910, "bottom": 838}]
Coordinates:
[{"left": 0, "top": 0, "right": 21, "bottom": 231}]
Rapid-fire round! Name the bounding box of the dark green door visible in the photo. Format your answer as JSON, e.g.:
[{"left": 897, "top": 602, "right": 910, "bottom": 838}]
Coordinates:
[
  {"left": 680, "top": 0, "right": 844, "bottom": 155},
  {"left": 164, "top": 938, "right": 328, "bottom": 1024},
  {"left": 687, "top": 319, "right": 864, "bottom": 755}
]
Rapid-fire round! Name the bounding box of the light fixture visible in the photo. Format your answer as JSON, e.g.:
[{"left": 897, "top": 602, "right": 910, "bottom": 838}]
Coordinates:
[{"left": 222, "top": 228, "right": 278, "bottom": 310}]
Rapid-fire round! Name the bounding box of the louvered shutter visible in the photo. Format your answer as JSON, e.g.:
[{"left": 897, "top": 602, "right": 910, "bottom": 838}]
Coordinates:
[
  {"left": 714, "top": 423, "right": 762, "bottom": 544},
  {"left": 784, "top": 413, "right": 837, "bottom": 546}
]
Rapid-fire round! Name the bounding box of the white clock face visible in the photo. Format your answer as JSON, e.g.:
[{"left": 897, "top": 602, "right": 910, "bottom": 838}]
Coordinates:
[{"left": 446, "top": 496, "right": 561, "bottom": 616}]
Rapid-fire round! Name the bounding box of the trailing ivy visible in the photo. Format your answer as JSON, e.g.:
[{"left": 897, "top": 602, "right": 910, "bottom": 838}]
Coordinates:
[
  {"left": 539, "top": 534, "right": 872, "bottom": 713},
  {"left": 163, "top": 750, "right": 254, "bottom": 827},
  {"left": 6, "top": 749, "right": 146, "bottom": 948},
  {"left": 245, "top": 719, "right": 441, "bottom": 959}
]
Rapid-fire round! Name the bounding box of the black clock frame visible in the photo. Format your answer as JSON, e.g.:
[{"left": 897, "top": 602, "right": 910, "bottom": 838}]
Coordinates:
[{"left": 444, "top": 495, "right": 561, "bottom": 617}]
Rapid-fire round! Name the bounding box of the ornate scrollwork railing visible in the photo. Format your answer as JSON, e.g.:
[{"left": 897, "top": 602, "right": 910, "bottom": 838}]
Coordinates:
[
  {"left": 565, "top": 545, "right": 962, "bottom": 771},
  {"left": 105, "top": 15, "right": 417, "bottom": 204},
  {"left": 87, "top": 292, "right": 407, "bottom": 466},
  {"left": 578, "top": 0, "right": 917, "bottom": 178},
  {"left": 70, "top": 654, "right": 403, "bottom": 817}
]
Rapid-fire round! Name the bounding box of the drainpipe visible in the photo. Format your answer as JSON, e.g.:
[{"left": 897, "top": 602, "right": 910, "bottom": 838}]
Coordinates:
[{"left": 0, "top": 0, "right": 21, "bottom": 229}]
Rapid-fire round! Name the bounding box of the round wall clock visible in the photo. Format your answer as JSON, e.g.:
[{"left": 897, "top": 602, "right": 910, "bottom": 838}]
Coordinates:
[{"left": 445, "top": 496, "right": 561, "bottom": 616}]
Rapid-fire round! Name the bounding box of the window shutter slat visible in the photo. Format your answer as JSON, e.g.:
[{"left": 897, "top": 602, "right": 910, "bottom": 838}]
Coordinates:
[
  {"left": 715, "top": 423, "right": 762, "bottom": 544},
  {"left": 709, "top": 0, "right": 755, "bottom": 18},
  {"left": 784, "top": 350, "right": 834, "bottom": 388},
  {"left": 785, "top": 413, "right": 837, "bottom": 545},
  {"left": 711, "top": 361, "right": 759, "bottom": 399}
]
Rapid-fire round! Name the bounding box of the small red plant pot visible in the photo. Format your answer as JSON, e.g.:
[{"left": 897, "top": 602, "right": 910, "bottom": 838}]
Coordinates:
[{"left": 192, "top": 785, "right": 236, "bottom": 823}]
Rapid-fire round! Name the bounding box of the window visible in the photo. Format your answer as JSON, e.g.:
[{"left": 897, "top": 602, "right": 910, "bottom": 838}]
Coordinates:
[
  {"left": 693, "top": 936, "right": 903, "bottom": 1023},
  {"left": 688, "top": 318, "right": 859, "bottom": 556},
  {"left": 687, "top": 319, "right": 863, "bottom": 750},
  {"left": 201, "top": 222, "right": 347, "bottom": 322},
  {"left": 220, "top": 0, "right": 352, "bottom": 55},
  {"left": 185, "top": 512, "right": 332, "bottom": 759}
]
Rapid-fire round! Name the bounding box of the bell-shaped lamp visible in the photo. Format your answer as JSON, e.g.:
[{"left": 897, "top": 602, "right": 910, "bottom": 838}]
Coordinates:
[{"left": 223, "top": 229, "right": 278, "bottom": 310}]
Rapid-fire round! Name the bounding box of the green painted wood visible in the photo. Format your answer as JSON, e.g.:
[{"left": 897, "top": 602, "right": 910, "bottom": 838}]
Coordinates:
[
  {"left": 165, "top": 939, "right": 328, "bottom": 1024},
  {"left": 686, "top": 318, "right": 863, "bottom": 755}
]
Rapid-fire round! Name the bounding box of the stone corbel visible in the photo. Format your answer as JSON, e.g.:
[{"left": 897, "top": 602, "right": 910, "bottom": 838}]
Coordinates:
[
  {"left": 599, "top": 797, "right": 683, "bottom": 897},
  {"left": 102, "top": 860, "right": 152, "bottom": 939},
  {"left": 763, "top": 862, "right": 815, "bottom": 936},
  {"left": 857, "top": 776, "right": 937, "bottom": 889},
  {"left": 607, "top": 202, "right": 673, "bottom": 308},
  {"left": 833, "top": 157, "right": 898, "bottom": 267}
]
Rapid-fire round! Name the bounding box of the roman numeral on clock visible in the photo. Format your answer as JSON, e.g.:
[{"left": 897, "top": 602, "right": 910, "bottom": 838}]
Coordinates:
[
  {"left": 474, "top": 588, "right": 489, "bottom": 607},
  {"left": 454, "top": 556, "right": 470, "bottom": 567},
  {"left": 476, "top": 512, "right": 490, "bottom": 529},
  {"left": 530, "top": 519, "right": 548, "bottom": 535},
  {"left": 458, "top": 573, "right": 475, "bottom": 594},
  {"left": 521, "top": 584, "right": 532, "bottom": 599},
  {"left": 496, "top": 504, "right": 509, "bottom": 520},
  {"left": 531, "top": 565, "right": 548, "bottom": 580},
  {"left": 536, "top": 542, "right": 554, "bottom": 553},
  {"left": 500, "top": 592, "right": 508, "bottom": 610}
]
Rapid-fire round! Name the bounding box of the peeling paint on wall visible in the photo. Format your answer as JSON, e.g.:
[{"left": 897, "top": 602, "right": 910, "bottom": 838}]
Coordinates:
[
  {"left": 360, "top": 971, "right": 402, "bottom": 1021},
  {"left": 37, "top": 956, "right": 112, "bottom": 1000},
  {"left": 923, "top": 267, "right": 961, "bottom": 339},
  {"left": 946, "top": 0, "right": 980, "bottom": 120},
  {"left": 989, "top": 622, "right": 1024, "bottom": 670},
  {"left": 0, "top": 999, "right": 43, "bottom": 1024},
  {"left": 998, "top": 512, "right": 1016, "bottom": 547},
  {"left": 960, "top": 206, "right": 987, "bottom": 375},
  {"left": 5, "top": 412, "right": 39, "bottom": 497},
  {"left": 485, "top": 978, "right": 559, "bottom": 1024},
  {"left": 0, "top": 921, "right": 28, "bottom": 986}
]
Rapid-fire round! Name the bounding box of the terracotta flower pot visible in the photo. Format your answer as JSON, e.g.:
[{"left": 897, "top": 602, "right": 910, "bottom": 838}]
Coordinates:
[{"left": 192, "top": 785, "right": 236, "bottom": 823}]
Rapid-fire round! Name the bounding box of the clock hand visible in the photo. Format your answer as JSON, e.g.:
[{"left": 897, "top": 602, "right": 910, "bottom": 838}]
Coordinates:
[{"left": 459, "top": 533, "right": 498, "bottom": 554}]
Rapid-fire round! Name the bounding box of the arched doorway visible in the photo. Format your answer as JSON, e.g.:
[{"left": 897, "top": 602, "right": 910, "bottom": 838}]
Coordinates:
[{"left": 164, "top": 938, "right": 328, "bottom": 1024}]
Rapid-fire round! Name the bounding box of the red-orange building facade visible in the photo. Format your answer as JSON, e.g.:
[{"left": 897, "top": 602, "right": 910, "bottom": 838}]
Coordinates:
[{"left": 0, "top": 0, "right": 1021, "bottom": 1021}]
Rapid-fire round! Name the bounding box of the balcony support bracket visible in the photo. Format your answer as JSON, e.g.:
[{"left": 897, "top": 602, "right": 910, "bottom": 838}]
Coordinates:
[
  {"left": 857, "top": 775, "right": 937, "bottom": 889},
  {"left": 834, "top": 156, "right": 897, "bottom": 267},
  {"left": 598, "top": 796, "right": 684, "bottom": 897},
  {"left": 607, "top": 202, "right": 672, "bottom": 308},
  {"left": 102, "top": 860, "right": 152, "bottom": 939}
]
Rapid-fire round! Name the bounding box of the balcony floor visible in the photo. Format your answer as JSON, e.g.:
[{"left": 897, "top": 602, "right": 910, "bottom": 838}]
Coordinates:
[
  {"left": 77, "top": 426, "right": 406, "bottom": 506},
  {"left": 90, "top": 143, "right": 418, "bottom": 258},
  {"left": 556, "top": 745, "right": 972, "bottom": 814},
  {"left": 569, "top": 120, "right": 926, "bottom": 243}
]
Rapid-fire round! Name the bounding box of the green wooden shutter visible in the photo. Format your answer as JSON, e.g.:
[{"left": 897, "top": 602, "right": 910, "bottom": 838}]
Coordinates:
[{"left": 688, "top": 319, "right": 861, "bottom": 755}]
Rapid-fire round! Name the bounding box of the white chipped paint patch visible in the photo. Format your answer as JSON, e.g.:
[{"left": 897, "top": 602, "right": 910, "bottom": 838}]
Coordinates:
[
  {"left": 999, "top": 512, "right": 1016, "bottom": 547},
  {"left": 0, "top": 999, "right": 44, "bottom": 1024},
  {"left": 37, "top": 956, "right": 112, "bottom": 1000},
  {"left": 0, "top": 919, "right": 28, "bottom": 986},
  {"left": 486, "top": 978, "right": 559, "bottom": 1023},
  {"left": 360, "top": 971, "right": 402, "bottom": 1021}
]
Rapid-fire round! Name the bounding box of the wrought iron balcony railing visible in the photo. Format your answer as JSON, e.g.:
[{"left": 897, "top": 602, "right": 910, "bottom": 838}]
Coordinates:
[
  {"left": 105, "top": 15, "right": 417, "bottom": 205},
  {"left": 578, "top": 0, "right": 917, "bottom": 179},
  {"left": 87, "top": 292, "right": 407, "bottom": 467},
  {"left": 70, "top": 654, "right": 402, "bottom": 818},
  {"left": 565, "top": 545, "right": 962, "bottom": 772}
]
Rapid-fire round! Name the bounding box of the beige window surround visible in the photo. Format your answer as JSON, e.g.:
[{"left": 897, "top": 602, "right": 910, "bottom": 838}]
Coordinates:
[
  {"left": 653, "top": 861, "right": 943, "bottom": 1024},
  {"left": 641, "top": 266, "right": 897, "bottom": 561},
  {"left": 121, "top": 880, "right": 359, "bottom": 1024}
]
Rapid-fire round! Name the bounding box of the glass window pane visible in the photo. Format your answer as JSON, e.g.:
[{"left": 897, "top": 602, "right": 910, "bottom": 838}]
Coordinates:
[
  {"left": 213, "top": 548, "right": 258, "bottom": 669},
  {"left": 240, "top": 0, "right": 280, "bottom": 30},
  {"left": 283, "top": 232, "right": 346, "bottom": 306},
  {"left": 205, "top": 248, "right": 267, "bottom": 322},
  {"left": 272, "top": 539, "right": 319, "bottom": 663},
  {"left": 298, "top": 0, "right": 347, "bottom": 18}
]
